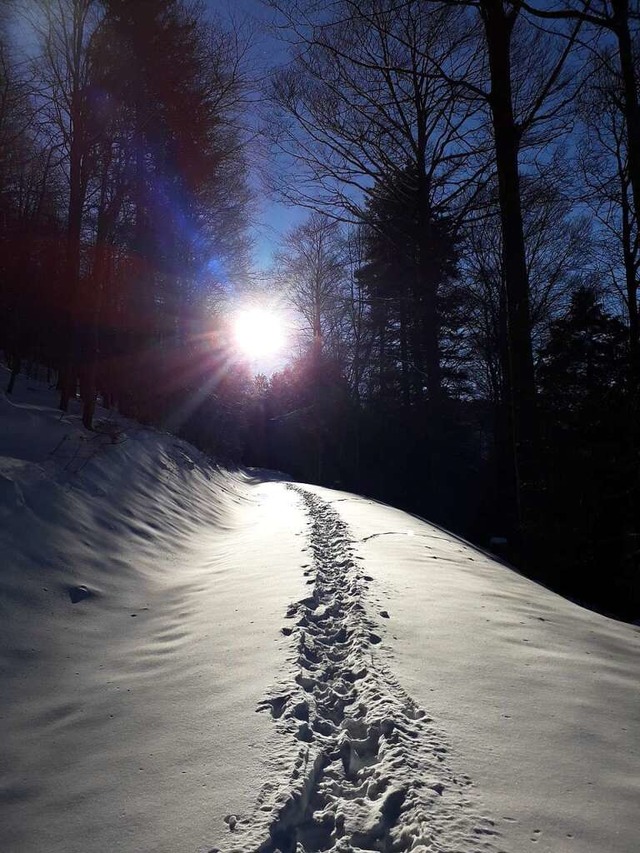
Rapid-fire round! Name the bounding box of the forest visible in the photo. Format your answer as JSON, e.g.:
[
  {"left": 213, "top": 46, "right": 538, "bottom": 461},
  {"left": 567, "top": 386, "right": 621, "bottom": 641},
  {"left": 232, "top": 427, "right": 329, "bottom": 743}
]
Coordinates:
[{"left": 0, "top": 0, "right": 638, "bottom": 621}]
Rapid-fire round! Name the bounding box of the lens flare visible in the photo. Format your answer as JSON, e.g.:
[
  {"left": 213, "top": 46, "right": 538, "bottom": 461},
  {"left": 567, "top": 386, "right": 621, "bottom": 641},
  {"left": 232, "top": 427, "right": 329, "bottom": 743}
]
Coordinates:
[{"left": 233, "top": 308, "right": 286, "bottom": 360}]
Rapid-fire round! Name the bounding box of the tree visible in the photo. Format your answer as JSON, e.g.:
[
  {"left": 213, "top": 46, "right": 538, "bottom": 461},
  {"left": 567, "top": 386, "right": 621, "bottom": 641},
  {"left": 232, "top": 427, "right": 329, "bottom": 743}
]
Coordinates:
[
  {"left": 266, "top": 350, "right": 352, "bottom": 482},
  {"left": 464, "top": 168, "right": 592, "bottom": 401},
  {"left": 356, "top": 165, "right": 461, "bottom": 407},
  {"left": 539, "top": 285, "right": 628, "bottom": 409},
  {"left": 31, "top": 0, "right": 103, "bottom": 414},
  {"left": 86, "top": 0, "right": 252, "bottom": 424},
  {"left": 576, "top": 48, "right": 639, "bottom": 384},
  {"left": 269, "top": 0, "right": 587, "bottom": 554},
  {"left": 274, "top": 212, "right": 348, "bottom": 358},
  {"left": 519, "top": 0, "right": 640, "bottom": 271},
  {"left": 470, "top": 0, "right": 586, "bottom": 554},
  {"left": 268, "top": 0, "right": 487, "bottom": 405},
  {"left": 0, "top": 24, "right": 64, "bottom": 394},
  {"left": 2, "top": 0, "right": 253, "bottom": 451},
  {"left": 537, "top": 285, "right": 637, "bottom": 615}
]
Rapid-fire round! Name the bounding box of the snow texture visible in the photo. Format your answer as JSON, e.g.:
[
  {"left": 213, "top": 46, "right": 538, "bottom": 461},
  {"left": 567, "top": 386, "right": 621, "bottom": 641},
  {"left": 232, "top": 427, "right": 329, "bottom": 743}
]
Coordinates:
[
  {"left": 223, "top": 486, "right": 498, "bottom": 852},
  {"left": 1, "top": 368, "right": 639, "bottom": 853}
]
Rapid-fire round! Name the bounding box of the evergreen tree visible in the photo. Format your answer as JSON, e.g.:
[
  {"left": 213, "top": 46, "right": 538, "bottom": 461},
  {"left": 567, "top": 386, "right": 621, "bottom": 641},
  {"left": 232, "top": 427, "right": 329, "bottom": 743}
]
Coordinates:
[
  {"left": 356, "top": 165, "right": 462, "bottom": 407},
  {"left": 537, "top": 286, "right": 637, "bottom": 616}
]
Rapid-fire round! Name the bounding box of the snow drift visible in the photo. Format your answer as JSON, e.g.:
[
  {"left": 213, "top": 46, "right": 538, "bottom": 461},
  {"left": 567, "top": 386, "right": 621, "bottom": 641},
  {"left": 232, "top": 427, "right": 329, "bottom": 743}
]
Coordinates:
[{"left": 1, "top": 369, "right": 638, "bottom": 853}]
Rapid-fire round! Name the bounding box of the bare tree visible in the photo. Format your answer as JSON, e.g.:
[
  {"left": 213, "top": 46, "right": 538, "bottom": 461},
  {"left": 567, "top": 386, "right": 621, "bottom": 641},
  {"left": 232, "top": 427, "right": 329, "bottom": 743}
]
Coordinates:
[
  {"left": 268, "top": 0, "right": 488, "bottom": 403},
  {"left": 274, "top": 212, "right": 348, "bottom": 358},
  {"left": 518, "top": 0, "right": 640, "bottom": 269},
  {"left": 31, "top": 0, "right": 103, "bottom": 414},
  {"left": 576, "top": 49, "right": 639, "bottom": 379},
  {"left": 269, "top": 0, "right": 585, "bottom": 551},
  {"left": 0, "top": 23, "right": 63, "bottom": 393},
  {"left": 464, "top": 169, "right": 592, "bottom": 404}
]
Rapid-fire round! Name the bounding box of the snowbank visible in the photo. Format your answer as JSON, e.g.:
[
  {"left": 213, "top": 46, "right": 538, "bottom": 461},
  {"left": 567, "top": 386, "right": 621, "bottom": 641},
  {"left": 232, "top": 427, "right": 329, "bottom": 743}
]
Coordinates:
[
  {"left": 1, "top": 369, "right": 638, "bottom": 853},
  {"left": 0, "top": 371, "right": 308, "bottom": 852},
  {"left": 303, "top": 485, "right": 640, "bottom": 853}
]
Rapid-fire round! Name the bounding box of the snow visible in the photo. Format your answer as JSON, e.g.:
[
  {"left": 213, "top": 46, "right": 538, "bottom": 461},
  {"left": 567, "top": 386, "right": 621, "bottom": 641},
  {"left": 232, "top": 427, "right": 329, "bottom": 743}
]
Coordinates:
[
  {"left": 302, "top": 487, "right": 640, "bottom": 853},
  {"left": 0, "top": 370, "right": 308, "bottom": 852},
  {"left": 1, "top": 368, "right": 639, "bottom": 853}
]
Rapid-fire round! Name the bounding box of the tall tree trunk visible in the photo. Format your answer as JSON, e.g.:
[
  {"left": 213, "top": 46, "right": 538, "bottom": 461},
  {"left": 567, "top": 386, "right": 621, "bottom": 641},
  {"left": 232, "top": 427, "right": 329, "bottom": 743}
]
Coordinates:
[
  {"left": 612, "top": 0, "right": 640, "bottom": 385},
  {"left": 620, "top": 175, "right": 639, "bottom": 384},
  {"left": 613, "top": 0, "right": 640, "bottom": 235},
  {"left": 378, "top": 321, "right": 387, "bottom": 399},
  {"left": 482, "top": 0, "right": 539, "bottom": 555},
  {"left": 420, "top": 278, "right": 442, "bottom": 402},
  {"left": 416, "top": 153, "right": 442, "bottom": 404},
  {"left": 59, "top": 126, "right": 83, "bottom": 413},
  {"left": 399, "top": 299, "right": 411, "bottom": 407},
  {"left": 80, "top": 216, "right": 111, "bottom": 430},
  {"left": 57, "top": 0, "right": 91, "bottom": 413}
]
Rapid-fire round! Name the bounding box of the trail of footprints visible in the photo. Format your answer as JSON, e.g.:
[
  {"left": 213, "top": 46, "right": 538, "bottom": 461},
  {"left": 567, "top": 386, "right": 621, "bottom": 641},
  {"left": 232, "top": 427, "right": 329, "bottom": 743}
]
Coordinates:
[{"left": 223, "top": 487, "right": 500, "bottom": 853}]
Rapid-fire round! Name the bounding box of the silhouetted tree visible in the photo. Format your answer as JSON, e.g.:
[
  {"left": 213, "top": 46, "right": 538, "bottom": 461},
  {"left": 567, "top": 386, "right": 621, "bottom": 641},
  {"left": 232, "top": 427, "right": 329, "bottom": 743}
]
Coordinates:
[
  {"left": 88, "top": 0, "right": 251, "bottom": 424},
  {"left": 537, "top": 285, "right": 637, "bottom": 615},
  {"left": 269, "top": 0, "right": 487, "bottom": 405},
  {"left": 273, "top": 213, "right": 347, "bottom": 358},
  {"left": 577, "top": 50, "right": 639, "bottom": 387},
  {"left": 356, "top": 165, "right": 462, "bottom": 407},
  {"left": 266, "top": 350, "right": 351, "bottom": 483},
  {"left": 520, "top": 0, "right": 640, "bottom": 270},
  {"left": 32, "top": 0, "right": 103, "bottom": 414}
]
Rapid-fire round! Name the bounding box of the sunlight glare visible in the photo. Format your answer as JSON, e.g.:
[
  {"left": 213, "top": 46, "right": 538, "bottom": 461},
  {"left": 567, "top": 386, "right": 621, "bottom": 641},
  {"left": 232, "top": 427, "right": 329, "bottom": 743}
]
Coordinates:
[{"left": 233, "top": 308, "right": 286, "bottom": 361}]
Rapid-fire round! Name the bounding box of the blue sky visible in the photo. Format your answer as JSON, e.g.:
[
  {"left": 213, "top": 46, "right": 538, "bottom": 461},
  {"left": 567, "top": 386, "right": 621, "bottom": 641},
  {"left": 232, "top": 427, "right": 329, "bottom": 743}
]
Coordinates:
[{"left": 203, "top": 0, "right": 305, "bottom": 269}]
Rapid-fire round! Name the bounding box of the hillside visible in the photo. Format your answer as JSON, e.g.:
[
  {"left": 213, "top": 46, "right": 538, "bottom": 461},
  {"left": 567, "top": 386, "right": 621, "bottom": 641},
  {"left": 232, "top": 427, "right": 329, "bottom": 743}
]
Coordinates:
[{"left": 1, "top": 369, "right": 638, "bottom": 853}]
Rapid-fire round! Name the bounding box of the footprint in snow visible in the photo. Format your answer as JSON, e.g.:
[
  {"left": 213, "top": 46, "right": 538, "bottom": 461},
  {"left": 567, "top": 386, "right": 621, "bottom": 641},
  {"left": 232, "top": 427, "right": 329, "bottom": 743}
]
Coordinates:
[
  {"left": 223, "top": 814, "right": 238, "bottom": 831},
  {"left": 238, "top": 484, "right": 502, "bottom": 853},
  {"left": 68, "top": 585, "right": 92, "bottom": 604}
]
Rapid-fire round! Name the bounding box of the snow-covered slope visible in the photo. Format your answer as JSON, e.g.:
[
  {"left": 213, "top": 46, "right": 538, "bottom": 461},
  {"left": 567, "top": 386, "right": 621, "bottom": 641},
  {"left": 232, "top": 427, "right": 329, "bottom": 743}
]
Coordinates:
[{"left": 1, "top": 369, "right": 638, "bottom": 853}]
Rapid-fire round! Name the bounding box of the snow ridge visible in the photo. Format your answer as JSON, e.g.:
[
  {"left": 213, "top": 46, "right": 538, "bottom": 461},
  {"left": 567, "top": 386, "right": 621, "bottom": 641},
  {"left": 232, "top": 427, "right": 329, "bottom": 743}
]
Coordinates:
[{"left": 223, "top": 487, "right": 500, "bottom": 852}]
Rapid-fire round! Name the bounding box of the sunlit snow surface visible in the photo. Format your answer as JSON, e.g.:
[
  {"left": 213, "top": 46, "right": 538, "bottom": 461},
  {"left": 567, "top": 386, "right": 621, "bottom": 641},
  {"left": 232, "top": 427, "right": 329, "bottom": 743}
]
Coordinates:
[{"left": 0, "top": 368, "right": 638, "bottom": 853}]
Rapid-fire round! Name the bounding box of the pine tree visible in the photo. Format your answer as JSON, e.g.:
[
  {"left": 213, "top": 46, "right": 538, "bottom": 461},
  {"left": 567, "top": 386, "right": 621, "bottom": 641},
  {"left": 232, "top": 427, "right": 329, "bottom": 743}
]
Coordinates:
[
  {"left": 537, "top": 286, "right": 636, "bottom": 615},
  {"left": 356, "top": 165, "right": 460, "bottom": 408}
]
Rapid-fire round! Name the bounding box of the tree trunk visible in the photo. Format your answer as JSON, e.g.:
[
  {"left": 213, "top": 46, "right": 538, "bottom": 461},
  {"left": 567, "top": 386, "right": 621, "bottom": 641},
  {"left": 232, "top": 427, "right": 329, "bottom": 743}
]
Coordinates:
[
  {"left": 80, "top": 209, "right": 112, "bottom": 430},
  {"left": 613, "top": 0, "right": 640, "bottom": 239},
  {"left": 378, "top": 321, "right": 387, "bottom": 399},
  {"left": 420, "top": 278, "right": 442, "bottom": 402},
  {"left": 416, "top": 157, "right": 442, "bottom": 405},
  {"left": 613, "top": 0, "right": 640, "bottom": 385},
  {"left": 80, "top": 365, "right": 96, "bottom": 429},
  {"left": 399, "top": 299, "right": 411, "bottom": 407},
  {"left": 620, "top": 174, "right": 639, "bottom": 384},
  {"left": 59, "top": 15, "right": 85, "bottom": 413},
  {"left": 482, "top": 0, "right": 539, "bottom": 555}
]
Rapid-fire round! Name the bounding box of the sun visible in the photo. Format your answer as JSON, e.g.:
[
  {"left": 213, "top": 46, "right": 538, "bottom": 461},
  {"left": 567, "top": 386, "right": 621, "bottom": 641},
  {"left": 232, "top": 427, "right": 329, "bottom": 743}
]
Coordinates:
[{"left": 233, "top": 307, "right": 286, "bottom": 361}]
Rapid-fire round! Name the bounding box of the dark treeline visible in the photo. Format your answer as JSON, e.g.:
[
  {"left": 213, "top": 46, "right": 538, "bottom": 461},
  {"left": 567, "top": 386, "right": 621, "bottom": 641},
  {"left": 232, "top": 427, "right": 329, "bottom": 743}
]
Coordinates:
[
  {"left": 1, "top": 0, "right": 638, "bottom": 621},
  {"left": 1, "top": 0, "right": 252, "bottom": 452}
]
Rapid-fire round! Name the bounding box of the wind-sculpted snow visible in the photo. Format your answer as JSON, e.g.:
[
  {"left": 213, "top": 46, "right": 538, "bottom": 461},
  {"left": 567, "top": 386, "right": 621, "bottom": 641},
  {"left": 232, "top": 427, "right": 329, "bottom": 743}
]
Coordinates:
[
  {"left": 3, "top": 371, "right": 639, "bottom": 853},
  {"left": 222, "top": 487, "right": 500, "bottom": 853}
]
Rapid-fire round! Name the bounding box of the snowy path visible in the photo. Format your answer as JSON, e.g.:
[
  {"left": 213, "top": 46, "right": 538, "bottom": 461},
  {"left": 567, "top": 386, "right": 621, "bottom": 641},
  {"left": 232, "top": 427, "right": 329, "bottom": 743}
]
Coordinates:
[
  {"left": 300, "top": 485, "right": 640, "bottom": 853},
  {"left": 225, "top": 486, "right": 499, "bottom": 853},
  {"left": 2, "top": 376, "right": 639, "bottom": 853}
]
